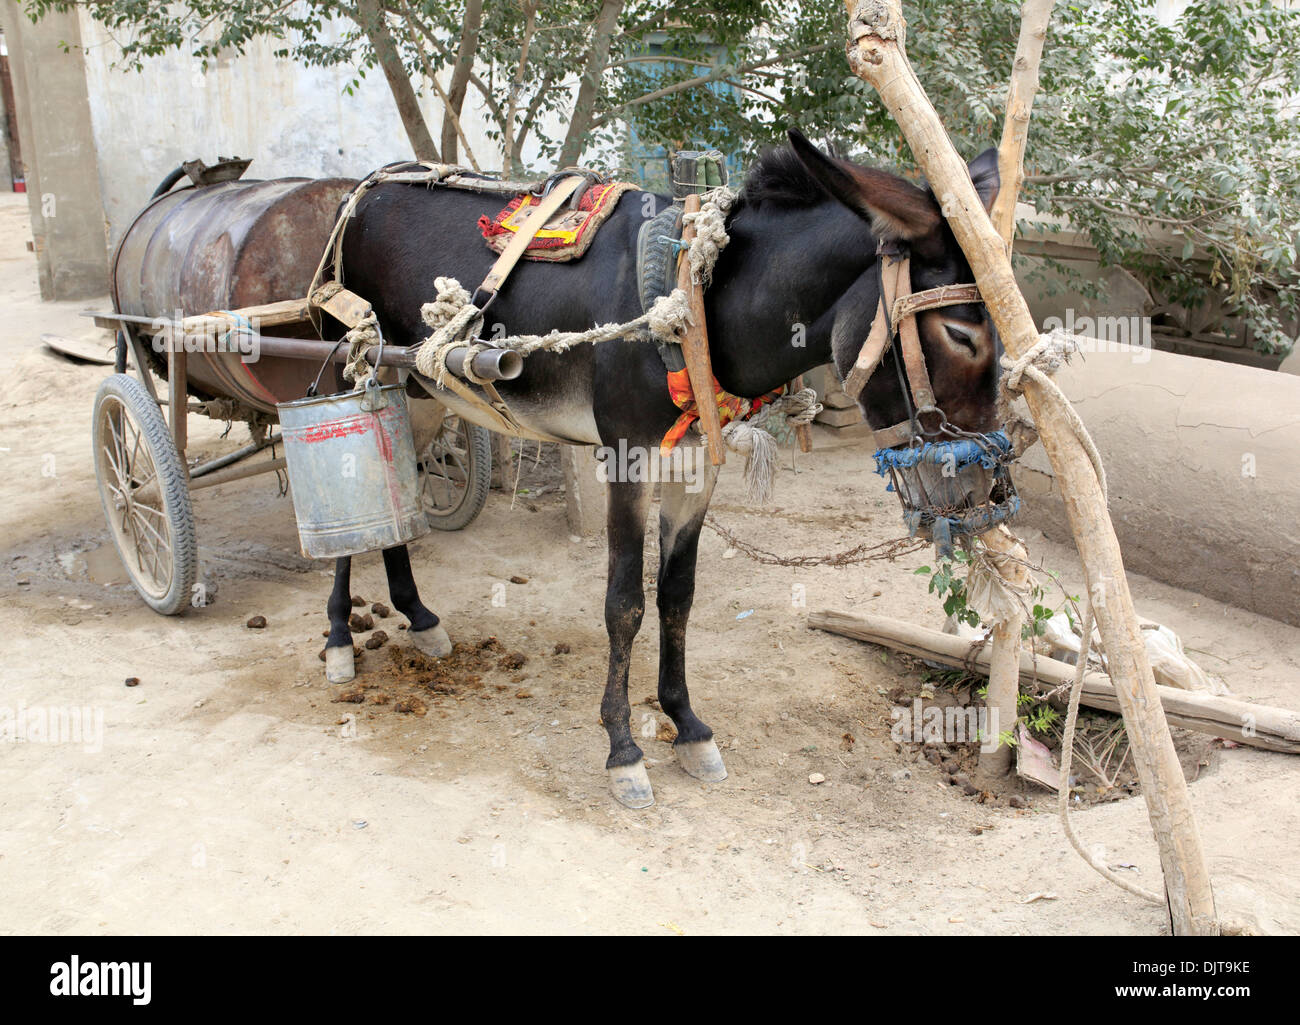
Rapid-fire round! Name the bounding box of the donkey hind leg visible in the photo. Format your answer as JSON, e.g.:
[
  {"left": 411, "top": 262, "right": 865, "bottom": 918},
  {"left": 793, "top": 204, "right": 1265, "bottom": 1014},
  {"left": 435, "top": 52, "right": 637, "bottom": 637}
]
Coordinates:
[
  {"left": 657, "top": 469, "right": 727, "bottom": 783},
  {"left": 603, "top": 478, "right": 655, "bottom": 808},
  {"left": 325, "top": 556, "right": 356, "bottom": 684},
  {"left": 382, "top": 544, "right": 451, "bottom": 657}
]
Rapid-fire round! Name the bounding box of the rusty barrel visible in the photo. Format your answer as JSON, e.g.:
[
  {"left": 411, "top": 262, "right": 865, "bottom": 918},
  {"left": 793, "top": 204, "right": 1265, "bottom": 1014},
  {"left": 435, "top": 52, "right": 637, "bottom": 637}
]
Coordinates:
[{"left": 111, "top": 177, "right": 357, "bottom": 413}]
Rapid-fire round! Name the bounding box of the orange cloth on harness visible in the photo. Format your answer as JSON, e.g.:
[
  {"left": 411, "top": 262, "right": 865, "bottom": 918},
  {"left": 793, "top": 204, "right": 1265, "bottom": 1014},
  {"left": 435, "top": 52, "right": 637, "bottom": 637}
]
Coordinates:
[{"left": 659, "top": 367, "right": 785, "bottom": 456}]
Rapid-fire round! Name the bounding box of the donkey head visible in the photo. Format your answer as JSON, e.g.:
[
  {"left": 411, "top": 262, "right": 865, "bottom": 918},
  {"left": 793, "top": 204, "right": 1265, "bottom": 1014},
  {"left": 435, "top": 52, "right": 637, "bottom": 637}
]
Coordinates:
[{"left": 786, "top": 130, "right": 1001, "bottom": 439}]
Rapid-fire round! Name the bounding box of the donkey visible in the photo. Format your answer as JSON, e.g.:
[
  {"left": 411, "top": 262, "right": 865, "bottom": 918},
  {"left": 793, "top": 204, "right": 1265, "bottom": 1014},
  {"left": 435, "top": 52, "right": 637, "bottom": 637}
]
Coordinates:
[{"left": 324, "top": 129, "right": 1003, "bottom": 807}]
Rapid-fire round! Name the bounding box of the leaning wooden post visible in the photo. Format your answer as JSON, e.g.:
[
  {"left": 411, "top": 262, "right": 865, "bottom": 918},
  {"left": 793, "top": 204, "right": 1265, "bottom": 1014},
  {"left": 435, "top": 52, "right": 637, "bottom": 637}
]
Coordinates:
[
  {"left": 976, "top": 0, "right": 1057, "bottom": 784},
  {"left": 844, "top": 0, "right": 1218, "bottom": 934}
]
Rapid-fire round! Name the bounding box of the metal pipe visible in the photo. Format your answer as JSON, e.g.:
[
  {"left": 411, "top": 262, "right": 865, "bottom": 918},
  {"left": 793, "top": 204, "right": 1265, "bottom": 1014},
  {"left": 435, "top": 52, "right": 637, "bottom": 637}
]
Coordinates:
[
  {"left": 83, "top": 316, "right": 525, "bottom": 381},
  {"left": 189, "top": 433, "right": 282, "bottom": 479}
]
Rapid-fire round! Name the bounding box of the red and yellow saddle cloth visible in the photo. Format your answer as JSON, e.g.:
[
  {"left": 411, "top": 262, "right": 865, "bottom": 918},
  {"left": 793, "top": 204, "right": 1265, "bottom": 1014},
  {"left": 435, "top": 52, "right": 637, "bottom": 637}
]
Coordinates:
[
  {"left": 478, "top": 181, "right": 638, "bottom": 262},
  {"left": 660, "top": 368, "right": 785, "bottom": 456}
]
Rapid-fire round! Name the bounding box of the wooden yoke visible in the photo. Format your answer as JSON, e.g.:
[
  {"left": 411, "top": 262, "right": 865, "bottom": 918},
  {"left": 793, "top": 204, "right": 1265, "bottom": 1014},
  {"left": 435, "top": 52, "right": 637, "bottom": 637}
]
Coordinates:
[{"left": 676, "top": 194, "right": 727, "bottom": 467}]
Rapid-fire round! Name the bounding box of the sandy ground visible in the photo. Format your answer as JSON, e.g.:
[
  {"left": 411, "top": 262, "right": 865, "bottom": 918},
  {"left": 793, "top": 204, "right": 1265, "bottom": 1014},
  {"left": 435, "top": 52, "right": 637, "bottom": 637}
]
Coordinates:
[{"left": 1, "top": 192, "right": 1297, "bottom": 936}]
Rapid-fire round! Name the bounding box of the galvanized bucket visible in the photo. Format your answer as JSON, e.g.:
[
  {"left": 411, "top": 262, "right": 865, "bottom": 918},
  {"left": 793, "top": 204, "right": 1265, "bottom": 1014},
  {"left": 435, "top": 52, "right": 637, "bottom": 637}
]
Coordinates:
[{"left": 278, "top": 378, "right": 430, "bottom": 559}]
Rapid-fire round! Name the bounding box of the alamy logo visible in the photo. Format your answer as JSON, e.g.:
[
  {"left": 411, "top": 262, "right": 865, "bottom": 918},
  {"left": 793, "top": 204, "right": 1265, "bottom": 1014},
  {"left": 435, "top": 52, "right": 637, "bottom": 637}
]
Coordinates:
[{"left": 49, "top": 956, "right": 151, "bottom": 1005}]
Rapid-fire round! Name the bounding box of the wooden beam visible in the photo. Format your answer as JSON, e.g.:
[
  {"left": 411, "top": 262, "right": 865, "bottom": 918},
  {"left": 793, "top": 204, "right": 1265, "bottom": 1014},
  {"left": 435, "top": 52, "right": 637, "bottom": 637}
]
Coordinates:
[
  {"left": 677, "top": 194, "right": 726, "bottom": 466},
  {"left": 808, "top": 609, "right": 1300, "bottom": 756}
]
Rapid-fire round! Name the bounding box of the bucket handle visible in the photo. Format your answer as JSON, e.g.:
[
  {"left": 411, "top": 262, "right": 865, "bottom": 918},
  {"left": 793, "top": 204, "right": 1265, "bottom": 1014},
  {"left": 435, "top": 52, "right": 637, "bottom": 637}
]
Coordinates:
[{"left": 304, "top": 321, "right": 387, "bottom": 405}]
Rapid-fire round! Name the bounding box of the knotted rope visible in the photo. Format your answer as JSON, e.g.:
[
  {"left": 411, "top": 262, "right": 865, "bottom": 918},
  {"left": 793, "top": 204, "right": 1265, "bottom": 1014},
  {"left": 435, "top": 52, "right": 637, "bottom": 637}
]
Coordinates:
[{"left": 684, "top": 187, "right": 736, "bottom": 286}]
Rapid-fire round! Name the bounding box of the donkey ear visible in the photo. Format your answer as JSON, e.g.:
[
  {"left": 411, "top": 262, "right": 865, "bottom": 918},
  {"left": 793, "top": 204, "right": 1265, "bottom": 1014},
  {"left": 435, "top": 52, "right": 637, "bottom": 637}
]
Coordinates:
[
  {"left": 786, "top": 127, "right": 940, "bottom": 240},
  {"left": 968, "top": 147, "right": 1000, "bottom": 215}
]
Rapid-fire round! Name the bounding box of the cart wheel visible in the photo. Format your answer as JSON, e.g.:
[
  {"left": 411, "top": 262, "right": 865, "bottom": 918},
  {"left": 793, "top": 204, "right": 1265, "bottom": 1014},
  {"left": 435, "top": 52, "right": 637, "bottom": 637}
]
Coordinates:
[
  {"left": 418, "top": 415, "right": 492, "bottom": 531},
  {"left": 92, "top": 373, "right": 198, "bottom": 615}
]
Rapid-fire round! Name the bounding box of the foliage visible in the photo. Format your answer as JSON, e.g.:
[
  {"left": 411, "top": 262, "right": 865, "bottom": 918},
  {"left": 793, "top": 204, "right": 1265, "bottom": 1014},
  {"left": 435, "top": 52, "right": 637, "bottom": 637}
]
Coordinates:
[{"left": 27, "top": 0, "right": 1299, "bottom": 350}]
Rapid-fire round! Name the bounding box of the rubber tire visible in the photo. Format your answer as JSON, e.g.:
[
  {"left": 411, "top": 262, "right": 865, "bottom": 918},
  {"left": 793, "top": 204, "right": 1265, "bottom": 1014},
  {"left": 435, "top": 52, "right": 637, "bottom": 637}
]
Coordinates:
[
  {"left": 92, "top": 373, "right": 198, "bottom": 615},
  {"left": 423, "top": 420, "right": 493, "bottom": 532}
]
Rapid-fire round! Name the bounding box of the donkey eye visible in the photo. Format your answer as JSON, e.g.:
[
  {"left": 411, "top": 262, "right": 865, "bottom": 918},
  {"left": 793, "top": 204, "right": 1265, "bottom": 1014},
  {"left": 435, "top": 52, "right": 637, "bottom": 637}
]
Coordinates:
[{"left": 944, "top": 322, "right": 979, "bottom": 357}]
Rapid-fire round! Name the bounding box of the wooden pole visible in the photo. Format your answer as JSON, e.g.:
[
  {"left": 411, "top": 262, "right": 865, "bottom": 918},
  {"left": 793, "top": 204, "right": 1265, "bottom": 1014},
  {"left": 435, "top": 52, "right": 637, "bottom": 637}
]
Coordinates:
[
  {"left": 808, "top": 609, "right": 1300, "bottom": 756},
  {"left": 989, "top": 0, "right": 1057, "bottom": 246},
  {"left": 976, "top": 0, "right": 1056, "bottom": 784},
  {"left": 843, "top": 0, "right": 1218, "bottom": 934},
  {"left": 677, "top": 194, "right": 727, "bottom": 466}
]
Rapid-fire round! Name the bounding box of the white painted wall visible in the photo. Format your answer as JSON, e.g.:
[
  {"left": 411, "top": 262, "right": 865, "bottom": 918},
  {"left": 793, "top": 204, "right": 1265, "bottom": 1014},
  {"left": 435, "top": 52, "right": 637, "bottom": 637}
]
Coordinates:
[{"left": 76, "top": 12, "right": 568, "bottom": 244}]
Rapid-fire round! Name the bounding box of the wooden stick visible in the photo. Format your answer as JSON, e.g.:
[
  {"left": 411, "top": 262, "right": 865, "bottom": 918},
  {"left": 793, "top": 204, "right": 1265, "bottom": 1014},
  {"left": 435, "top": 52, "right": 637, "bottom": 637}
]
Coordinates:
[
  {"left": 975, "top": 527, "right": 1031, "bottom": 785},
  {"left": 977, "top": 1, "right": 1056, "bottom": 783},
  {"left": 677, "top": 194, "right": 726, "bottom": 467},
  {"left": 808, "top": 609, "right": 1300, "bottom": 756},
  {"left": 990, "top": 0, "right": 1057, "bottom": 246},
  {"left": 844, "top": 0, "right": 1219, "bottom": 933}
]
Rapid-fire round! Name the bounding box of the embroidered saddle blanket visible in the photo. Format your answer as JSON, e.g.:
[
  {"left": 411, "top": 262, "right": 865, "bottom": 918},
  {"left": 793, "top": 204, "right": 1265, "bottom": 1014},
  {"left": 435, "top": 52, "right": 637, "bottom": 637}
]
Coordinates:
[{"left": 478, "top": 180, "right": 638, "bottom": 262}]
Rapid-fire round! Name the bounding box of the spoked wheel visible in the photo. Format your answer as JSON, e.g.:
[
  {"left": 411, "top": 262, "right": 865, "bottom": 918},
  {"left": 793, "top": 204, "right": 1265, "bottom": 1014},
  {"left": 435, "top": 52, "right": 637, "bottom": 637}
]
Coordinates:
[
  {"left": 417, "top": 413, "right": 492, "bottom": 531},
  {"left": 92, "top": 373, "right": 197, "bottom": 615}
]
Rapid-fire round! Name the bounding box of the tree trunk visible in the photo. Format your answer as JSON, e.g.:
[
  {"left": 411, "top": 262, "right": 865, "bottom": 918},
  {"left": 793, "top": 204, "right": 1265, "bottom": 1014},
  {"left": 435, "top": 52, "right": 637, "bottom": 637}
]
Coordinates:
[
  {"left": 356, "top": 0, "right": 439, "bottom": 162},
  {"left": 557, "top": 0, "right": 626, "bottom": 168},
  {"left": 843, "top": 0, "right": 1219, "bottom": 935},
  {"left": 441, "top": 0, "right": 483, "bottom": 163}
]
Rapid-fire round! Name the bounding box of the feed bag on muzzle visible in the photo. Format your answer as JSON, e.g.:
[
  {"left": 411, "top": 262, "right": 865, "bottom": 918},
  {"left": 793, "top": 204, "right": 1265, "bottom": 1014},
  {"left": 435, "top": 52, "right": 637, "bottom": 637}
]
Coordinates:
[{"left": 873, "top": 431, "right": 1020, "bottom": 559}]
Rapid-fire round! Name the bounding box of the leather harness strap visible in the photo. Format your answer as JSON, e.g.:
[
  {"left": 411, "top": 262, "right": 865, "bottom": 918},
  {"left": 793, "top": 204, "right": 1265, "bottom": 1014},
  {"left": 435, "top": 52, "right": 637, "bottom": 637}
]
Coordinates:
[
  {"left": 841, "top": 240, "right": 984, "bottom": 450},
  {"left": 473, "top": 174, "right": 586, "bottom": 309}
]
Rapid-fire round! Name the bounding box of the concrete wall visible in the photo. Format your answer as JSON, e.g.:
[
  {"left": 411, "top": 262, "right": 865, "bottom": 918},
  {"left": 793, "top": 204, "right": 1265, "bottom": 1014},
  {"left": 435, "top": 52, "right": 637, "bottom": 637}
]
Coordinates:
[
  {"left": 0, "top": 3, "right": 109, "bottom": 299},
  {"left": 1014, "top": 343, "right": 1300, "bottom": 626},
  {"left": 75, "top": 13, "right": 567, "bottom": 246}
]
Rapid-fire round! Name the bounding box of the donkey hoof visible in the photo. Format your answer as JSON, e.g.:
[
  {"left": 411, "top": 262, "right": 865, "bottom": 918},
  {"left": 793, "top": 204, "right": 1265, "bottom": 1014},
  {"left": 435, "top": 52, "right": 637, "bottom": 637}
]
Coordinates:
[
  {"left": 608, "top": 760, "right": 655, "bottom": 809},
  {"left": 325, "top": 645, "right": 355, "bottom": 685},
  {"left": 675, "top": 739, "right": 728, "bottom": 782},
  {"left": 410, "top": 624, "right": 452, "bottom": 658}
]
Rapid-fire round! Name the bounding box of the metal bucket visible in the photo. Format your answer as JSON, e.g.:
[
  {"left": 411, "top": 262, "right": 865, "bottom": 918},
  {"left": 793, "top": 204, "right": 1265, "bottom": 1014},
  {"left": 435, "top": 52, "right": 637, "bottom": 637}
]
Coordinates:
[{"left": 278, "top": 379, "right": 430, "bottom": 558}]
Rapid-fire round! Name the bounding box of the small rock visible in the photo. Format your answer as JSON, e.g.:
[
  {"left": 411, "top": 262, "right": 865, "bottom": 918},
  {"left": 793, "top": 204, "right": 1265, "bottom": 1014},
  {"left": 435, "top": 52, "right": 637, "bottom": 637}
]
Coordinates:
[
  {"left": 808, "top": 772, "right": 826, "bottom": 785},
  {"left": 514, "top": 689, "right": 532, "bottom": 699},
  {"left": 510, "top": 575, "right": 529, "bottom": 585},
  {"left": 364, "top": 630, "right": 389, "bottom": 650},
  {"left": 553, "top": 642, "right": 571, "bottom": 655},
  {"left": 124, "top": 677, "right": 140, "bottom": 688},
  {"left": 941, "top": 758, "right": 960, "bottom": 774},
  {"left": 891, "top": 769, "right": 911, "bottom": 782},
  {"left": 246, "top": 615, "right": 267, "bottom": 630},
  {"left": 1009, "top": 795, "right": 1028, "bottom": 809},
  {"left": 371, "top": 602, "right": 390, "bottom": 618}
]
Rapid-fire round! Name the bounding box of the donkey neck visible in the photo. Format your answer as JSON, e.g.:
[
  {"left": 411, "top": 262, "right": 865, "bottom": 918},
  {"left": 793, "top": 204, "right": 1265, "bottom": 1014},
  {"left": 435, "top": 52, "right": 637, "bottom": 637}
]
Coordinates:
[{"left": 703, "top": 199, "right": 878, "bottom": 398}]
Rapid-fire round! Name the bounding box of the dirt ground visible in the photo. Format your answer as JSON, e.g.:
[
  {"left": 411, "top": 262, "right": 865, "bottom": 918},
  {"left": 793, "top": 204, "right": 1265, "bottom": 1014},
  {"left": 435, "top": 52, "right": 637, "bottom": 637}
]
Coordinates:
[{"left": 2, "top": 193, "right": 1298, "bottom": 936}]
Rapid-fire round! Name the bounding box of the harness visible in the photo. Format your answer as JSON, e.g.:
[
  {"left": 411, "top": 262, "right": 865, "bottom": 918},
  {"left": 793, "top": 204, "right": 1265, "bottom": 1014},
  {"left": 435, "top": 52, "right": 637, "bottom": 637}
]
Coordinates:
[{"left": 841, "top": 238, "right": 983, "bottom": 450}]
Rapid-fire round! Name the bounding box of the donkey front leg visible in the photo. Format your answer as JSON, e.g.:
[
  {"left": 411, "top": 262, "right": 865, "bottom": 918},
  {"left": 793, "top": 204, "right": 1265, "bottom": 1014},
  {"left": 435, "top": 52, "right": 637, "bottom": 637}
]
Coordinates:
[
  {"left": 657, "top": 470, "right": 727, "bottom": 783},
  {"left": 383, "top": 544, "right": 451, "bottom": 657},
  {"left": 602, "top": 478, "right": 655, "bottom": 808},
  {"left": 325, "top": 556, "right": 356, "bottom": 684}
]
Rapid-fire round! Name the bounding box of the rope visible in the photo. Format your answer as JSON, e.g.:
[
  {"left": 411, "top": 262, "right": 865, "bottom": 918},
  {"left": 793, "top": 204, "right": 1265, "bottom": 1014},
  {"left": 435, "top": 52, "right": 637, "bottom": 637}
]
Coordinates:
[
  {"left": 993, "top": 329, "right": 1162, "bottom": 904},
  {"left": 684, "top": 186, "right": 736, "bottom": 286},
  {"left": 1057, "top": 602, "right": 1166, "bottom": 906}
]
